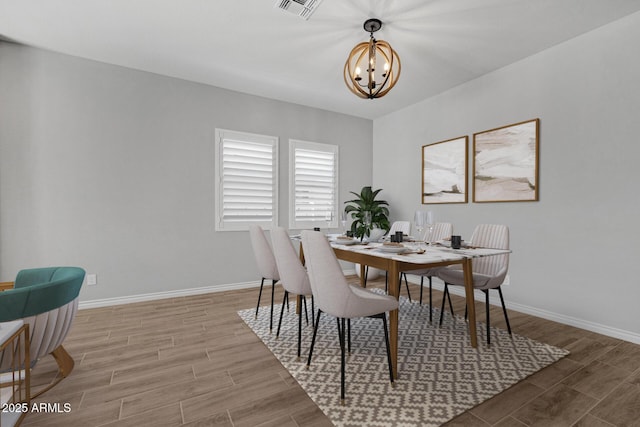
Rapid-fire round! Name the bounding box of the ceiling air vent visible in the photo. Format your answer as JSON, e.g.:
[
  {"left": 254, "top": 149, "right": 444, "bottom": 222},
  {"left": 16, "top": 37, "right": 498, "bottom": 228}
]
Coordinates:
[{"left": 275, "top": 0, "right": 323, "bottom": 20}]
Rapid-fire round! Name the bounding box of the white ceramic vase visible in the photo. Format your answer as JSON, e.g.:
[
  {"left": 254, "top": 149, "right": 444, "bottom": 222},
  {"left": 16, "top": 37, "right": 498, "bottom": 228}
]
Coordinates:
[{"left": 365, "top": 227, "right": 386, "bottom": 243}]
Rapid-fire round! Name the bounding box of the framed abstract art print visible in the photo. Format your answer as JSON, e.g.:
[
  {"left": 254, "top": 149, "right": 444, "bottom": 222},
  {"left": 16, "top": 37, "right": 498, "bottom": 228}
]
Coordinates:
[
  {"left": 422, "top": 136, "right": 468, "bottom": 204},
  {"left": 473, "top": 119, "right": 540, "bottom": 203}
]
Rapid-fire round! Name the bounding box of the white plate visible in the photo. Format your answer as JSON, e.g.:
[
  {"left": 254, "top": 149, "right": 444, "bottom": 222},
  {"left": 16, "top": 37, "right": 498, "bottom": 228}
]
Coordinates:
[
  {"left": 333, "top": 238, "right": 359, "bottom": 245},
  {"left": 377, "top": 245, "right": 409, "bottom": 253}
]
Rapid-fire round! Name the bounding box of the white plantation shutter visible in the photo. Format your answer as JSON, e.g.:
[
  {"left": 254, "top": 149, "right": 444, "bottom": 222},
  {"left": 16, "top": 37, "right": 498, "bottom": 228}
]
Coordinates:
[
  {"left": 215, "top": 129, "right": 278, "bottom": 231},
  {"left": 289, "top": 140, "right": 339, "bottom": 229}
]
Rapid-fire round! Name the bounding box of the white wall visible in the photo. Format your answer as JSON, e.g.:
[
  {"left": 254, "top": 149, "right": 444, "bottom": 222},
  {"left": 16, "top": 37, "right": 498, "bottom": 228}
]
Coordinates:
[
  {"left": 373, "top": 12, "right": 640, "bottom": 341},
  {"left": 0, "top": 43, "right": 373, "bottom": 301}
]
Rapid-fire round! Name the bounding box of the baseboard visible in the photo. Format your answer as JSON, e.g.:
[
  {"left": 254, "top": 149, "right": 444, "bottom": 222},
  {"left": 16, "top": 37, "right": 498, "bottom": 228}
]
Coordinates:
[
  {"left": 403, "top": 274, "right": 640, "bottom": 345},
  {"left": 499, "top": 300, "right": 640, "bottom": 345},
  {"left": 78, "top": 281, "right": 259, "bottom": 310},
  {"left": 79, "top": 269, "right": 356, "bottom": 310},
  {"left": 79, "top": 272, "right": 640, "bottom": 345}
]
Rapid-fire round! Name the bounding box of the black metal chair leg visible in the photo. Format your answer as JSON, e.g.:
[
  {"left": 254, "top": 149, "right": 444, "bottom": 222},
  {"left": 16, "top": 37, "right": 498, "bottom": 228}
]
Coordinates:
[
  {"left": 276, "top": 291, "right": 288, "bottom": 338},
  {"left": 303, "top": 295, "right": 309, "bottom": 326},
  {"left": 380, "top": 313, "right": 394, "bottom": 385},
  {"left": 298, "top": 297, "right": 303, "bottom": 358},
  {"left": 255, "top": 278, "right": 265, "bottom": 319},
  {"left": 285, "top": 291, "right": 290, "bottom": 311},
  {"left": 270, "top": 279, "right": 276, "bottom": 331},
  {"left": 439, "top": 284, "right": 449, "bottom": 326},
  {"left": 347, "top": 318, "right": 351, "bottom": 354},
  {"left": 420, "top": 276, "right": 435, "bottom": 322},
  {"left": 402, "top": 273, "right": 412, "bottom": 302},
  {"left": 498, "top": 287, "right": 512, "bottom": 335},
  {"left": 307, "top": 310, "right": 322, "bottom": 367},
  {"left": 429, "top": 277, "right": 433, "bottom": 323},
  {"left": 364, "top": 266, "right": 369, "bottom": 288},
  {"left": 484, "top": 289, "right": 491, "bottom": 345},
  {"left": 311, "top": 296, "right": 315, "bottom": 328},
  {"left": 339, "top": 317, "right": 346, "bottom": 404},
  {"left": 446, "top": 287, "right": 454, "bottom": 316},
  {"left": 336, "top": 318, "right": 344, "bottom": 352}
]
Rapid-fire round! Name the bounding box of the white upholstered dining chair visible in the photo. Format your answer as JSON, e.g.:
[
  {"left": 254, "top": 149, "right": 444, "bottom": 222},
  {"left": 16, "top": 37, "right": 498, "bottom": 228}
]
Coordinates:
[
  {"left": 249, "top": 225, "right": 280, "bottom": 331},
  {"left": 270, "top": 226, "right": 313, "bottom": 359},
  {"left": 301, "top": 230, "right": 398, "bottom": 404},
  {"left": 436, "top": 224, "right": 511, "bottom": 345}
]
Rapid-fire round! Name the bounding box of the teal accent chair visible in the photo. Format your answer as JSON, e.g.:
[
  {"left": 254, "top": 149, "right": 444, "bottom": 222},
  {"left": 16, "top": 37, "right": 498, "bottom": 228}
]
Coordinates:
[{"left": 0, "top": 266, "right": 85, "bottom": 398}]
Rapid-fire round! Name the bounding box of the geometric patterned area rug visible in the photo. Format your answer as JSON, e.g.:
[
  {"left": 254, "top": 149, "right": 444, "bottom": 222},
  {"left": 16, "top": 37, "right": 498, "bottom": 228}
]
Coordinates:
[{"left": 238, "top": 293, "right": 569, "bottom": 427}]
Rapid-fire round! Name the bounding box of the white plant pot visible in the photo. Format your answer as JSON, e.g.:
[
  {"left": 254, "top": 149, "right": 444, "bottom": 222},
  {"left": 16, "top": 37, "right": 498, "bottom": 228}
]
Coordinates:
[
  {"left": 365, "top": 227, "right": 386, "bottom": 243},
  {"left": 354, "top": 263, "right": 381, "bottom": 280}
]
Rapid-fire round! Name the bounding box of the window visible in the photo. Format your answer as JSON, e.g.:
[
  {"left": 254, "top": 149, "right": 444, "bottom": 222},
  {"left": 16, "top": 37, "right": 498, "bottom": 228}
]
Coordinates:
[
  {"left": 215, "top": 129, "right": 278, "bottom": 231},
  {"left": 289, "top": 140, "right": 339, "bottom": 230}
]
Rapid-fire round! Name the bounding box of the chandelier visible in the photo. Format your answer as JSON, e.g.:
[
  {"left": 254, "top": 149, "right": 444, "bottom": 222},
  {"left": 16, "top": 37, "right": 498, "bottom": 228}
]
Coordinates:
[{"left": 344, "top": 18, "right": 401, "bottom": 99}]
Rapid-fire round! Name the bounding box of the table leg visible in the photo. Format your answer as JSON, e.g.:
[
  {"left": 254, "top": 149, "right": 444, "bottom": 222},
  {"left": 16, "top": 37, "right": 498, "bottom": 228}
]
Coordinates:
[
  {"left": 462, "top": 257, "right": 478, "bottom": 348},
  {"left": 388, "top": 261, "right": 400, "bottom": 379},
  {"left": 359, "top": 263, "right": 366, "bottom": 288}
]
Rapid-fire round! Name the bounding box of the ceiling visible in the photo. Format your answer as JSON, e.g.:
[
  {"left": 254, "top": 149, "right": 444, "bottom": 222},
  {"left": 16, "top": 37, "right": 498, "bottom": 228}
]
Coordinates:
[{"left": 2, "top": 0, "right": 640, "bottom": 119}]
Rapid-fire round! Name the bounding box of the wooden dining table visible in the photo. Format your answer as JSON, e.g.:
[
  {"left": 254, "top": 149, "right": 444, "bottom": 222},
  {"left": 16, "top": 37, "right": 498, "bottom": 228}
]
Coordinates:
[{"left": 297, "top": 236, "right": 511, "bottom": 379}]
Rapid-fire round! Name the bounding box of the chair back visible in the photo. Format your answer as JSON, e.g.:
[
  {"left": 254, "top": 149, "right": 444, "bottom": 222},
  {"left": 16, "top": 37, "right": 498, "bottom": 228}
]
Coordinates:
[
  {"left": 431, "top": 222, "right": 453, "bottom": 241},
  {"left": 0, "top": 266, "right": 85, "bottom": 369},
  {"left": 470, "top": 224, "right": 510, "bottom": 284},
  {"left": 301, "top": 230, "right": 354, "bottom": 318},
  {"left": 249, "top": 225, "right": 279, "bottom": 281},
  {"left": 389, "top": 221, "right": 411, "bottom": 235},
  {"left": 270, "top": 227, "right": 312, "bottom": 296}
]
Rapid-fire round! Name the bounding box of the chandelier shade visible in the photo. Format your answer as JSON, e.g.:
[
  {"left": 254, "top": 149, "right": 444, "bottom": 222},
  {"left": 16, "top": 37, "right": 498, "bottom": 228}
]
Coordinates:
[{"left": 344, "top": 18, "right": 401, "bottom": 99}]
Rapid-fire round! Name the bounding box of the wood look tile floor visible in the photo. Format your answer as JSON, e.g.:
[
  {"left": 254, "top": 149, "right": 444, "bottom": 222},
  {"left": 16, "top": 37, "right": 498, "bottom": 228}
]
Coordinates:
[{"left": 21, "top": 277, "right": 640, "bottom": 427}]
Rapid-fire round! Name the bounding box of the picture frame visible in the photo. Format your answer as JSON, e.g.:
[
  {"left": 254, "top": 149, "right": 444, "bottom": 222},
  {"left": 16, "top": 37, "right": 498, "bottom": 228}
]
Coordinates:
[
  {"left": 473, "top": 118, "right": 540, "bottom": 203},
  {"left": 422, "top": 136, "right": 468, "bottom": 204}
]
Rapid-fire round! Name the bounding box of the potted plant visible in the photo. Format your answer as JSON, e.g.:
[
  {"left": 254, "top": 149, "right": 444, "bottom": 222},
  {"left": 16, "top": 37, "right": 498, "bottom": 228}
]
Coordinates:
[{"left": 344, "top": 186, "right": 390, "bottom": 240}]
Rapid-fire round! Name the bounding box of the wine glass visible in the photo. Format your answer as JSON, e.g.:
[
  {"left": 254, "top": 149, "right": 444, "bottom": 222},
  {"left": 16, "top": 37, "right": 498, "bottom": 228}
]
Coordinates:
[
  {"left": 362, "top": 211, "right": 372, "bottom": 239},
  {"left": 340, "top": 211, "right": 348, "bottom": 235},
  {"left": 425, "top": 211, "right": 435, "bottom": 245},
  {"left": 325, "top": 210, "right": 333, "bottom": 233},
  {"left": 362, "top": 211, "right": 372, "bottom": 227},
  {"left": 414, "top": 210, "right": 425, "bottom": 243}
]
